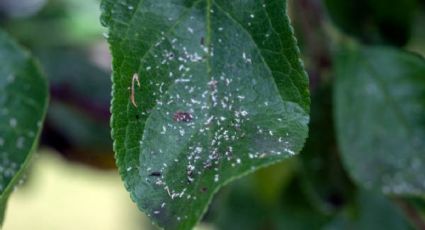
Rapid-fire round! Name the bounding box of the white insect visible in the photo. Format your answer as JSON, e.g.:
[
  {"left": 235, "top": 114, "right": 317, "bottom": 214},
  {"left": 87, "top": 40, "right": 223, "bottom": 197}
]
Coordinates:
[{"left": 130, "top": 73, "right": 141, "bottom": 107}]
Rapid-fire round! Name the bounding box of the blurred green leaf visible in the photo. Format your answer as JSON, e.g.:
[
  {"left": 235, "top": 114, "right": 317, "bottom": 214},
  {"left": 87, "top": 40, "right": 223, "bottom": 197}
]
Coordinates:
[
  {"left": 334, "top": 45, "right": 425, "bottom": 195},
  {"left": 325, "top": 190, "right": 412, "bottom": 230},
  {"left": 300, "top": 84, "right": 355, "bottom": 214},
  {"left": 207, "top": 173, "right": 330, "bottom": 230},
  {"left": 1, "top": 0, "right": 104, "bottom": 48},
  {"left": 37, "top": 49, "right": 111, "bottom": 153},
  {"left": 276, "top": 176, "right": 331, "bottom": 230},
  {"left": 324, "top": 0, "right": 417, "bottom": 46},
  {"left": 102, "top": 0, "right": 310, "bottom": 229},
  {"left": 0, "top": 29, "right": 48, "bottom": 224},
  {"left": 3, "top": 0, "right": 113, "bottom": 168}
]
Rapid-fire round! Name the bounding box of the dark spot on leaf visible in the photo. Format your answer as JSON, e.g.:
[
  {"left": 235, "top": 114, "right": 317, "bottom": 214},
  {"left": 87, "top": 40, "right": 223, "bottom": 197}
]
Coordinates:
[
  {"left": 326, "top": 192, "right": 345, "bottom": 208},
  {"left": 200, "top": 36, "right": 204, "bottom": 46},
  {"left": 200, "top": 187, "right": 208, "bottom": 192},
  {"left": 173, "top": 112, "right": 193, "bottom": 122},
  {"left": 136, "top": 114, "right": 140, "bottom": 120},
  {"left": 149, "top": 171, "right": 162, "bottom": 177}
]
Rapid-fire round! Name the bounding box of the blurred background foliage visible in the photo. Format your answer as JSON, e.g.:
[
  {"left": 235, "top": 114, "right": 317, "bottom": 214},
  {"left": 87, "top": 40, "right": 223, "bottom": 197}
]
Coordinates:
[
  {"left": 1, "top": 0, "right": 114, "bottom": 169},
  {"left": 0, "top": 0, "right": 425, "bottom": 229}
]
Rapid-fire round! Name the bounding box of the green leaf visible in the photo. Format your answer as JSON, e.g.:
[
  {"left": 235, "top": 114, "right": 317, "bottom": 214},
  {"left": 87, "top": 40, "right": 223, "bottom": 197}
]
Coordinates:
[
  {"left": 0, "top": 30, "right": 48, "bottom": 223},
  {"left": 325, "top": 190, "right": 412, "bottom": 230},
  {"left": 334, "top": 45, "right": 425, "bottom": 195},
  {"left": 324, "top": 0, "right": 417, "bottom": 46},
  {"left": 101, "top": 0, "right": 310, "bottom": 229},
  {"left": 208, "top": 173, "right": 330, "bottom": 230}
]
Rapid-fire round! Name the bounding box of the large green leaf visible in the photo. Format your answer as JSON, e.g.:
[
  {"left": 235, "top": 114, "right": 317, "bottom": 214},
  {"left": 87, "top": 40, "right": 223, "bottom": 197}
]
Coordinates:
[
  {"left": 334, "top": 45, "right": 425, "bottom": 195},
  {"left": 101, "top": 0, "right": 309, "bottom": 229},
  {"left": 0, "top": 30, "right": 48, "bottom": 223}
]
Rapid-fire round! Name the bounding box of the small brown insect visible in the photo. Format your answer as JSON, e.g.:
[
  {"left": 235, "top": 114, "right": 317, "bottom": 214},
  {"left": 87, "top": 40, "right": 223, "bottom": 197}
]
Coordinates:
[
  {"left": 173, "top": 111, "right": 193, "bottom": 122},
  {"left": 130, "top": 73, "right": 141, "bottom": 108},
  {"left": 149, "top": 171, "right": 162, "bottom": 177}
]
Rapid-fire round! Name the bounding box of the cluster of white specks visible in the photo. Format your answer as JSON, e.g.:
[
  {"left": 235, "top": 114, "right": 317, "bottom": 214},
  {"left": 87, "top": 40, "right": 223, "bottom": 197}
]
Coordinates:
[
  {"left": 164, "top": 185, "right": 188, "bottom": 200},
  {"left": 132, "top": 11, "right": 303, "bottom": 216},
  {"left": 285, "top": 148, "right": 296, "bottom": 155},
  {"left": 380, "top": 171, "right": 425, "bottom": 194},
  {"left": 249, "top": 152, "right": 266, "bottom": 159},
  {"left": 242, "top": 52, "right": 252, "bottom": 64}
]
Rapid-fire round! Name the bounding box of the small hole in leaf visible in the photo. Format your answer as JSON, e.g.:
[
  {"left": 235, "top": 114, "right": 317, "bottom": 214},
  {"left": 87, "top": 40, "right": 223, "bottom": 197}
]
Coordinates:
[{"left": 149, "top": 171, "right": 162, "bottom": 177}]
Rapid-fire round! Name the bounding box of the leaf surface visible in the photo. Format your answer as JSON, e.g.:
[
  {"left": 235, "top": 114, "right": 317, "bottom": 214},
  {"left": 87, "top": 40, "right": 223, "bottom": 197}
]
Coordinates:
[
  {"left": 334, "top": 45, "right": 425, "bottom": 195},
  {"left": 0, "top": 30, "right": 48, "bottom": 223},
  {"left": 102, "top": 0, "right": 310, "bottom": 228}
]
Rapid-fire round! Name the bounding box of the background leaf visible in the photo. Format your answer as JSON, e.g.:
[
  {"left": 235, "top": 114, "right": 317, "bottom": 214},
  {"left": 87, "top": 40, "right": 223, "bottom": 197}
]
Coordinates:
[
  {"left": 1, "top": 0, "right": 115, "bottom": 169},
  {"left": 324, "top": 0, "right": 418, "bottom": 46},
  {"left": 324, "top": 190, "right": 413, "bottom": 230},
  {"left": 0, "top": 29, "right": 48, "bottom": 223},
  {"left": 102, "top": 0, "right": 310, "bottom": 229},
  {"left": 334, "top": 45, "right": 425, "bottom": 195}
]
